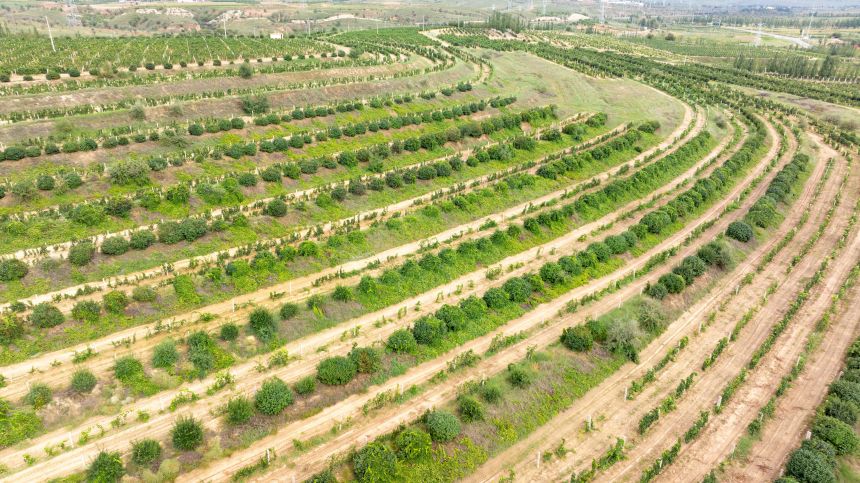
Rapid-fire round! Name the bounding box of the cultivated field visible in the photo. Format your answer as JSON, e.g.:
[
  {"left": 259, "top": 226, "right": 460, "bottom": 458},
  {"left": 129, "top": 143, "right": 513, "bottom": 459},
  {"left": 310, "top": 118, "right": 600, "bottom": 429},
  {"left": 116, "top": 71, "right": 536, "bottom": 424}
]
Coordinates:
[{"left": 0, "top": 16, "right": 858, "bottom": 483}]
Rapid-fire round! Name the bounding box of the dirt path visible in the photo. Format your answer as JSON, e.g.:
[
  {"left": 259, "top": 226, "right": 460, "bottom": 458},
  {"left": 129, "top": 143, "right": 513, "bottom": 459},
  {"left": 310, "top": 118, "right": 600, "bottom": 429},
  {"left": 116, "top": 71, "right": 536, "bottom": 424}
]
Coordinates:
[
  {"left": 1, "top": 107, "right": 712, "bottom": 478},
  {"left": 719, "top": 277, "right": 860, "bottom": 482},
  {"left": 172, "top": 116, "right": 783, "bottom": 482}
]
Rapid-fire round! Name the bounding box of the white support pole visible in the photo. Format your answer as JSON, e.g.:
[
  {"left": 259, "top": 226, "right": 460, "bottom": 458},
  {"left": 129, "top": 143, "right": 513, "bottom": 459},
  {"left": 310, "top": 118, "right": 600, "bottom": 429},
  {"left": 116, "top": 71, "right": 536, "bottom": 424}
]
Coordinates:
[{"left": 45, "top": 16, "right": 56, "bottom": 53}]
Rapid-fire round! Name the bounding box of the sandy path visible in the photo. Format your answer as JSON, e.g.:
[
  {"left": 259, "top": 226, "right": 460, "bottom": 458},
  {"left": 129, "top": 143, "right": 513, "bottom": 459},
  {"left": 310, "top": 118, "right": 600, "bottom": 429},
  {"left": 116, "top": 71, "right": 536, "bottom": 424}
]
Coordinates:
[
  {"left": 1, "top": 107, "right": 708, "bottom": 478},
  {"left": 175, "top": 116, "right": 781, "bottom": 481}
]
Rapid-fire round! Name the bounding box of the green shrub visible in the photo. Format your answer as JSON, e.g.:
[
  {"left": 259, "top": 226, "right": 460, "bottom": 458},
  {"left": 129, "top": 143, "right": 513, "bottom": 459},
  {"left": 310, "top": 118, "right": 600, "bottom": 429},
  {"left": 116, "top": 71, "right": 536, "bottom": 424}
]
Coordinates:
[
  {"left": 152, "top": 340, "right": 179, "bottom": 369},
  {"left": 294, "top": 376, "right": 316, "bottom": 395},
  {"left": 226, "top": 396, "right": 254, "bottom": 424},
  {"left": 0, "top": 259, "right": 28, "bottom": 281},
  {"left": 131, "top": 439, "right": 162, "bottom": 466},
  {"left": 829, "top": 380, "right": 860, "bottom": 405},
  {"left": 658, "top": 273, "right": 686, "bottom": 294},
  {"left": 102, "top": 290, "right": 129, "bottom": 314},
  {"left": 824, "top": 396, "right": 858, "bottom": 425},
  {"left": 785, "top": 448, "right": 835, "bottom": 483},
  {"left": 353, "top": 442, "right": 396, "bottom": 482},
  {"left": 812, "top": 415, "right": 859, "bottom": 454},
  {"left": 248, "top": 308, "right": 277, "bottom": 342},
  {"left": 508, "top": 363, "right": 533, "bottom": 388},
  {"left": 387, "top": 329, "right": 418, "bottom": 353},
  {"left": 23, "top": 383, "right": 52, "bottom": 409},
  {"left": 265, "top": 199, "right": 287, "bottom": 217},
  {"left": 132, "top": 286, "right": 158, "bottom": 303},
  {"left": 560, "top": 326, "right": 593, "bottom": 352},
  {"left": 171, "top": 416, "right": 204, "bottom": 451},
  {"left": 503, "top": 277, "right": 533, "bottom": 303},
  {"left": 279, "top": 303, "right": 299, "bottom": 319},
  {"left": 481, "top": 382, "right": 503, "bottom": 403},
  {"left": 72, "top": 301, "right": 101, "bottom": 323},
  {"left": 412, "top": 316, "right": 447, "bottom": 345},
  {"left": 425, "top": 410, "right": 461, "bottom": 442},
  {"left": 86, "top": 451, "right": 125, "bottom": 482},
  {"left": 394, "top": 427, "right": 432, "bottom": 461},
  {"left": 114, "top": 357, "right": 144, "bottom": 384},
  {"left": 317, "top": 356, "right": 358, "bottom": 385},
  {"left": 71, "top": 369, "right": 97, "bottom": 394},
  {"left": 646, "top": 283, "right": 668, "bottom": 300},
  {"left": 483, "top": 287, "right": 509, "bottom": 309},
  {"left": 31, "top": 303, "right": 64, "bottom": 328},
  {"left": 457, "top": 395, "right": 485, "bottom": 422},
  {"left": 100, "top": 236, "right": 129, "bottom": 256},
  {"left": 129, "top": 230, "right": 157, "bottom": 250},
  {"left": 349, "top": 347, "right": 381, "bottom": 374},
  {"left": 219, "top": 323, "right": 239, "bottom": 341},
  {"left": 332, "top": 285, "right": 353, "bottom": 302},
  {"left": 726, "top": 221, "right": 753, "bottom": 242},
  {"left": 254, "top": 377, "right": 294, "bottom": 415},
  {"left": 69, "top": 241, "right": 96, "bottom": 266}
]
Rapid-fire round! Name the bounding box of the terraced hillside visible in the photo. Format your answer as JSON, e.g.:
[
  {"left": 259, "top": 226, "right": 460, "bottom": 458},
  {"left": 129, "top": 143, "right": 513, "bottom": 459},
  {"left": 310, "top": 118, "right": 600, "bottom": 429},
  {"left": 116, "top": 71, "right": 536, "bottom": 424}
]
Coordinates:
[{"left": 0, "top": 23, "right": 858, "bottom": 483}]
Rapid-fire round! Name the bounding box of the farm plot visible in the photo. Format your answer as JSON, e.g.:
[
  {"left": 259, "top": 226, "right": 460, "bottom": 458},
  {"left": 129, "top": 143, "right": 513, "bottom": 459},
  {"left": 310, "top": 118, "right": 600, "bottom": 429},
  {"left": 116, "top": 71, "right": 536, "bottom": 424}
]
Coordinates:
[{"left": 1, "top": 24, "right": 858, "bottom": 483}]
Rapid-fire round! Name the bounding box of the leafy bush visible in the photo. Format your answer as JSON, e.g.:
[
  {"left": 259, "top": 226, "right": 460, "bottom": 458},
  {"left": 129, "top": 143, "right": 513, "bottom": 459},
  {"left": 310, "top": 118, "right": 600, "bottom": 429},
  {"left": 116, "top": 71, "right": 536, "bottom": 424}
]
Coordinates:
[
  {"left": 248, "top": 308, "right": 277, "bottom": 342},
  {"left": 254, "top": 377, "right": 294, "bottom": 415},
  {"left": 171, "top": 416, "right": 204, "bottom": 451},
  {"left": 785, "top": 448, "right": 836, "bottom": 483},
  {"left": 86, "top": 451, "right": 125, "bottom": 482},
  {"left": 658, "top": 273, "right": 686, "bottom": 294},
  {"left": 294, "top": 376, "right": 316, "bottom": 395},
  {"left": 412, "top": 316, "right": 447, "bottom": 345},
  {"left": 70, "top": 369, "right": 97, "bottom": 394},
  {"left": 425, "top": 410, "right": 461, "bottom": 442},
  {"left": 317, "top": 356, "right": 358, "bottom": 385},
  {"left": 279, "top": 303, "right": 299, "bottom": 319},
  {"left": 69, "top": 241, "right": 96, "bottom": 266},
  {"left": 829, "top": 379, "right": 860, "bottom": 405},
  {"left": 265, "top": 199, "right": 287, "bottom": 217},
  {"left": 824, "top": 396, "right": 858, "bottom": 425},
  {"left": 646, "top": 283, "right": 668, "bottom": 300},
  {"left": 457, "top": 395, "right": 485, "bottom": 422},
  {"left": 102, "top": 290, "right": 129, "bottom": 314},
  {"left": 353, "top": 442, "right": 396, "bottom": 482},
  {"left": 561, "top": 326, "right": 593, "bottom": 352},
  {"left": 132, "top": 286, "right": 158, "bottom": 302},
  {"left": 812, "top": 415, "right": 859, "bottom": 454},
  {"left": 394, "top": 427, "right": 432, "bottom": 460},
  {"left": 481, "top": 382, "right": 503, "bottom": 403},
  {"left": 71, "top": 301, "right": 101, "bottom": 323},
  {"left": 31, "top": 303, "right": 64, "bottom": 328},
  {"left": 507, "top": 363, "right": 533, "bottom": 388},
  {"left": 226, "top": 396, "right": 254, "bottom": 425},
  {"left": 114, "top": 356, "right": 145, "bottom": 382},
  {"left": 219, "top": 323, "right": 239, "bottom": 341},
  {"left": 726, "top": 221, "right": 753, "bottom": 242},
  {"left": 152, "top": 340, "right": 179, "bottom": 369},
  {"left": 387, "top": 329, "right": 418, "bottom": 353},
  {"left": 0, "top": 259, "right": 28, "bottom": 281},
  {"left": 349, "top": 347, "right": 381, "bottom": 374},
  {"left": 503, "top": 277, "right": 532, "bottom": 303},
  {"left": 483, "top": 287, "right": 509, "bottom": 309},
  {"left": 23, "top": 383, "right": 52, "bottom": 409},
  {"left": 129, "top": 230, "right": 157, "bottom": 250},
  {"left": 100, "top": 236, "right": 129, "bottom": 256},
  {"left": 131, "top": 439, "right": 162, "bottom": 467}
]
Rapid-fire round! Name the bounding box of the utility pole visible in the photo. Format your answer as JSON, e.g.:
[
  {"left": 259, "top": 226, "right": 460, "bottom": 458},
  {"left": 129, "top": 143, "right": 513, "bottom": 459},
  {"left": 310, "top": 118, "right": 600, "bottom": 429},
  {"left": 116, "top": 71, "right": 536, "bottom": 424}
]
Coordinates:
[
  {"left": 45, "top": 16, "right": 56, "bottom": 52},
  {"left": 223, "top": 17, "right": 227, "bottom": 37}
]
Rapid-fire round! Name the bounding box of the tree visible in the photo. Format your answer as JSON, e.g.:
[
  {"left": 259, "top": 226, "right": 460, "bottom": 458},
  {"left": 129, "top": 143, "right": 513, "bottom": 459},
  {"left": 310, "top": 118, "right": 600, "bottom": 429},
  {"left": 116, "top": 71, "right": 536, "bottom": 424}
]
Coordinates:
[
  {"left": 86, "top": 451, "right": 125, "bottom": 482},
  {"left": 254, "top": 378, "right": 294, "bottom": 415},
  {"left": 387, "top": 329, "right": 418, "bottom": 353},
  {"left": 69, "top": 241, "right": 96, "bottom": 266},
  {"left": 785, "top": 448, "right": 836, "bottom": 483},
  {"left": 131, "top": 439, "right": 162, "bottom": 467},
  {"left": 171, "top": 416, "right": 204, "bottom": 451},
  {"left": 412, "top": 316, "right": 447, "bottom": 345},
  {"left": 561, "top": 326, "right": 593, "bottom": 352},
  {"left": 425, "top": 410, "right": 461, "bottom": 442},
  {"left": 248, "top": 308, "right": 277, "bottom": 342},
  {"left": 394, "top": 427, "right": 432, "bottom": 460},
  {"left": 0, "top": 259, "right": 28, "bottom": 281},
  {"left": 31, "top": 303, "right": 64, "bottom": 328},
  {"left": 102, "top": 290, "right": 129, "bottom": 314},
  {"left": 726, "top": 221, "right": 753, "bottom": 242},
  {"left": 353, "top": 442, "right": 396, "bottom": 482},
  {"left": 317, "top": 356, "right": 358, "bottom": 385}
]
